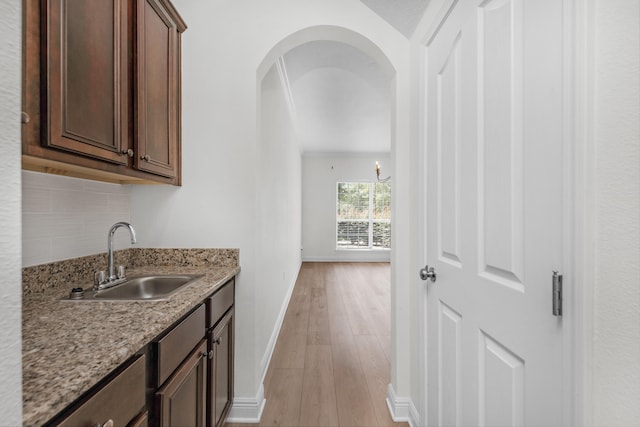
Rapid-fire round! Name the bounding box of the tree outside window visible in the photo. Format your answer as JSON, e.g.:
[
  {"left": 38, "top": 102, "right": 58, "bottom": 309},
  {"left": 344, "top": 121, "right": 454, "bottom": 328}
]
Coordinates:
[{"left": 336, "top": 181, "right": 391, "bottom": 249}]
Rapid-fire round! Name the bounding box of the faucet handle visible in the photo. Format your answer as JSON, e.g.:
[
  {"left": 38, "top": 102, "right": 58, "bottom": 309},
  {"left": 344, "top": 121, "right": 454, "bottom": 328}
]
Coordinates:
[
  {"left": 93, "top": 271, "right": 107, "bottom": 289},
  {"left": 116, "top": 265, "right": 126, "bottom": 280}
]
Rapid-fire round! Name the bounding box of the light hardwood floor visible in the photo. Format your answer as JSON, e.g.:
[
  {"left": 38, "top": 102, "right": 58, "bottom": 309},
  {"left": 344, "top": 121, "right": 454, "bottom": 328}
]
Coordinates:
[{"left": 227, "top": 262, "right": 408, "bottom": 427}]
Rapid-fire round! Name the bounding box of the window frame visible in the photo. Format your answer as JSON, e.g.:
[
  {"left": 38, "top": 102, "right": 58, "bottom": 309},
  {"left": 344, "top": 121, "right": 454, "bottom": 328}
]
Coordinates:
[{"left": 335, "top": 180, "right": 391, "bottom": 251}]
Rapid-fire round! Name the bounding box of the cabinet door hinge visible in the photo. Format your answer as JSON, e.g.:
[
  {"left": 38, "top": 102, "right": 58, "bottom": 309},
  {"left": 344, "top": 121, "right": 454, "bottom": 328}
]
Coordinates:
[{"left": 552, "top": 271, "right": 563, "bottom": 317}]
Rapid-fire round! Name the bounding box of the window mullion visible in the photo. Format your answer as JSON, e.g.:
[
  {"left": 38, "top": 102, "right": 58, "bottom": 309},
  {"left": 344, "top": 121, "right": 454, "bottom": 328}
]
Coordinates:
[{"left": 369, "top": 182, "right": 374, "bottom": 249}]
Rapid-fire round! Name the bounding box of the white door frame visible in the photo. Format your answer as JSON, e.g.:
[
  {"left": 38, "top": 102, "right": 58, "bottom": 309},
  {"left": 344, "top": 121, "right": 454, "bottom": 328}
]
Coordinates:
[
  {"left": 562, "top": 0, "right": 593, "bottom": 425},
  {"left": 415, "top": 0, "right": 591, "bottom": 425}
]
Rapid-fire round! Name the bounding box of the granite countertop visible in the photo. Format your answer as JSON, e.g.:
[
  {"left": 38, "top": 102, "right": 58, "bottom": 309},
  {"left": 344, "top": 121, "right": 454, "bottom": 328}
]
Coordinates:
[{"left": 22, "top": 255, "right": 239, "bottom": 426}]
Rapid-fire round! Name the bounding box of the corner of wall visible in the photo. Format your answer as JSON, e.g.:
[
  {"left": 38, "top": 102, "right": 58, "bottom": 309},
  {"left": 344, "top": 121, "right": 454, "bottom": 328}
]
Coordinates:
[
  {"left": 227, "top": 383, "right": 266, "bottom": 424},
  {"left": 386, "top": 383, "right": 420, "bottom": 427},
  {"left": 0, "top": 0, "right": 24, "bottom": 424},
  {"left": 590, "top": 0, "right": 640, "bottom": 423}
]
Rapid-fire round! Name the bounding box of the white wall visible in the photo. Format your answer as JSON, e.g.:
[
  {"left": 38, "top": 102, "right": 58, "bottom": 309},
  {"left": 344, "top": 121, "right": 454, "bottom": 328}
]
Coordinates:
[
  {"left": 255, "top": 63, "right": 302, "bottom": 384},
  {"left": 22, "top": 171, "right": 132, "bottom": 266},
  {"left": 302, "top": 153, "right": 392, "bottom": 262},
  {"left": 0, "top": 0, "right": 23, "bottom": 424},
  {"left": 591, "top": 0, "right": 640, "bottom": 424},
  {"left": 129, "top": 0, "right": 412, "bottom": 410}
]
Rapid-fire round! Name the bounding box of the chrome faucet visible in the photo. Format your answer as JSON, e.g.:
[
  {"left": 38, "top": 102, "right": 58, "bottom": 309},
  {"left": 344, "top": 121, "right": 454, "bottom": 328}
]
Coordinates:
[{"left": 106, "top": 222, "right": 137, "bottom": 283}]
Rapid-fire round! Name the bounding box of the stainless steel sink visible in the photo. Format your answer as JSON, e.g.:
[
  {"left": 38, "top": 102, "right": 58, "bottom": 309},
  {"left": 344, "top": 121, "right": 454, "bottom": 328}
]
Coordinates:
[{"left": 65, "top": 274, "right": 204, "bottom": 301}]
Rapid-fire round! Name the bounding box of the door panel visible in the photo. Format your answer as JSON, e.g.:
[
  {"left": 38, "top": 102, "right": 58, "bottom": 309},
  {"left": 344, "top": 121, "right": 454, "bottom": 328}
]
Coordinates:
[
  {"left": 423, "top": 1, "right": 564, "bottom": 425},
  {"left": 438, "top": 302, "right": 462, "bottom": 427},
  {"left": 479, "top": 332, "right": 525, "bottom": 427},
  {"left": 426, "top": 7, "right": 473, "bottom": 425},
  {"left": 478, "top": 0, "right": 525, "bottom": 289},
  {"left": 437, "top": 33, "right": 463, "bottom": 268}
]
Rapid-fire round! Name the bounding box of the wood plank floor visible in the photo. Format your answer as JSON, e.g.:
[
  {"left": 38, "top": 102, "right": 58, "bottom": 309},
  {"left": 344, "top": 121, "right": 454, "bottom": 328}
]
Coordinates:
[{"left": 227, "top": 262, "right": 408, "bottom": 427}]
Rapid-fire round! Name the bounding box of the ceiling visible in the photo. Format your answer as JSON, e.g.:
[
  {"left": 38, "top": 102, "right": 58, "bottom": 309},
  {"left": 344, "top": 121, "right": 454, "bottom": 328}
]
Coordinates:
[
  {"left": 272, "top": 1, "right": 428, "bottom": 155},
  {"left": 361, "top": 0, "right": 429, "bottom": 38},
  {"left": 282, "top": 41, "right": 391, "bottom": 154}
]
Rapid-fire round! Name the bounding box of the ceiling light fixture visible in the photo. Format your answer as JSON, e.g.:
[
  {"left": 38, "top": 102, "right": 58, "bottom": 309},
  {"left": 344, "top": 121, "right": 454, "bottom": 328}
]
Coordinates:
[{"left": 375, "top": 161, "right": 391, "bottom": 183}]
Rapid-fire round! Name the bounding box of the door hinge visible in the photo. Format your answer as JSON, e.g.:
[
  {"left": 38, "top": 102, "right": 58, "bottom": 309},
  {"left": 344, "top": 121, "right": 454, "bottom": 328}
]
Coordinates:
[{"left": 552, "top": 271, "right": 563, "bottom": 317}]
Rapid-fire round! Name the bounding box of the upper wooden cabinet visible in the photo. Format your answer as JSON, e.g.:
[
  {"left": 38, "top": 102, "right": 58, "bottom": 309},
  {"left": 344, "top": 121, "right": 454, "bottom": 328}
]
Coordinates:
[
  {"left": 135, "top": 0, "right": 185, "bottom": 179},
  {"left": 44, "top": 0, "right": 129, "bottom": 165},
  {"left": 22, "top": 0, "right": 186, "bottom": 185}
]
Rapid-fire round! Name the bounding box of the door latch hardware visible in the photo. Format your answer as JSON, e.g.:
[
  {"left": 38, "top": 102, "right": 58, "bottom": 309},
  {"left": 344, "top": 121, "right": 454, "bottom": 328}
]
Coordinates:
[
  {"left": 552, "top": 271, "right": 563, "bottom": 316},
  {"left": 420, "top": 265, "right": 436, "bottom": 282}
]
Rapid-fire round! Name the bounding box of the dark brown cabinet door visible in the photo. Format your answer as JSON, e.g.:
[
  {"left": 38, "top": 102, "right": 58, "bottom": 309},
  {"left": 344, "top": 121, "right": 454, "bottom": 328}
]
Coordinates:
[
  {"left": 209, "top": 309, "right": 234, "bottom": 427},
  {"left": 157, "top": 339, "right": 207, "bottom": 427},
  {"left": 43, "top": 0, "right": 129, "bottom": 164},
  {"left": 135, "top": 0, "right": 185, "bottom": 179}
]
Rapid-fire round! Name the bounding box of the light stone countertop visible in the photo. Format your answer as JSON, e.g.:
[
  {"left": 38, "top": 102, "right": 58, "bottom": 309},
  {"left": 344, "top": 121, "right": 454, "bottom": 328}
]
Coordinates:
[{"left": 22, "top": 263, "right": 240, "bottom": 427}]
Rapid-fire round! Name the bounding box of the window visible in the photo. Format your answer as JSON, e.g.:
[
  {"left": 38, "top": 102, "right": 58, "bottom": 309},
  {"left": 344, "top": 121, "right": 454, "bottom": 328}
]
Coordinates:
[{"left": 336, "top": 181, "right": 391, "bottom": 249}]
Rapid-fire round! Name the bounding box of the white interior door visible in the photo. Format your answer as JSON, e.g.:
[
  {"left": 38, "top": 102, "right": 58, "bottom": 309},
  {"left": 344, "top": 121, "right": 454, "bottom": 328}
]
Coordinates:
[{"left": 422, "top": 0, "right": 565, "bottom": 425}]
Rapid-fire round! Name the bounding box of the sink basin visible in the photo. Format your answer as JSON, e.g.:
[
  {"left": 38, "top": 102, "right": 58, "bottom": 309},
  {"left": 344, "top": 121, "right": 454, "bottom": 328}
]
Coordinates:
[{"left": 66, "top": 274, "right": 204, "bottom": 301}]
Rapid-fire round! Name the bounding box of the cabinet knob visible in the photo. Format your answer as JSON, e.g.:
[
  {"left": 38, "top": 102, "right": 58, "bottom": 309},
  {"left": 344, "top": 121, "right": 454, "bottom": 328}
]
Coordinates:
[
  {"left": 213, "top": 338, "right": 221, "bottom": 345},
  {"left": 21, "top": 112, "right": 30, "bottom": 124},
  {"left": 94, "top": 419, "right": 114, "bottom": 427},
  {"left": 141, "top": 154, "right": 151, "bottom": 162},
  {"left": 122, "top": 149, "right": 134, "bottom": 157}
]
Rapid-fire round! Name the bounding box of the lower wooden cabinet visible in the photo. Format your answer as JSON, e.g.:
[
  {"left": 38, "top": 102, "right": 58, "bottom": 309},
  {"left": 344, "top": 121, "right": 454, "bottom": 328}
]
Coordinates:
[
  {"left": 149, "top": 289, "right": 236, "bottom": 427},
  {"left": 209, "top": 309, "right": 234, "bottom": 427},
  {"left": 44, "top": 276, "right": 236, "bottom": 427},
  {"left": 156, "top": 339, "right": 208, "bottom": 427},
  {"left": 206, "top": 279, "right": 235, "bottom": 427}
]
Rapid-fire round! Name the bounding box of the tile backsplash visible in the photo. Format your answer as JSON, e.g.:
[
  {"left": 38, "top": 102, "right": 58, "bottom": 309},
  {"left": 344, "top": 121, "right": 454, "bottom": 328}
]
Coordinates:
[{"left": 22, "top": 171, "right": 132, "bottom": 267}]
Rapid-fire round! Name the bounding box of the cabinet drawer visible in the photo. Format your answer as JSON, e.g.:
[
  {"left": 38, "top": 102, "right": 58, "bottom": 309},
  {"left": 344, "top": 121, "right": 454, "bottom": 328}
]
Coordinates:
[
  {"left": 156, "top": 304, "right": 206, "bottom": 386},
  {"left": 54, "top": 354, "right": 145, "bottom": 427},
  {"left": 207, "top": 279, "right": 234, "bottom": 328}
]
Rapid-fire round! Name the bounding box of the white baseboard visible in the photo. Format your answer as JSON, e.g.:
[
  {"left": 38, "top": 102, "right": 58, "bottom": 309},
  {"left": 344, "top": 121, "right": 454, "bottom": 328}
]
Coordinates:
[
  {"left": 386, "top": 384, "right": 420, "bottom": 427},
  {"left": 227, "top": 383, "right": 265, "bottom": 423},
  {"left": 302, "top": 255, "right": 390, "bottom": 262}
]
